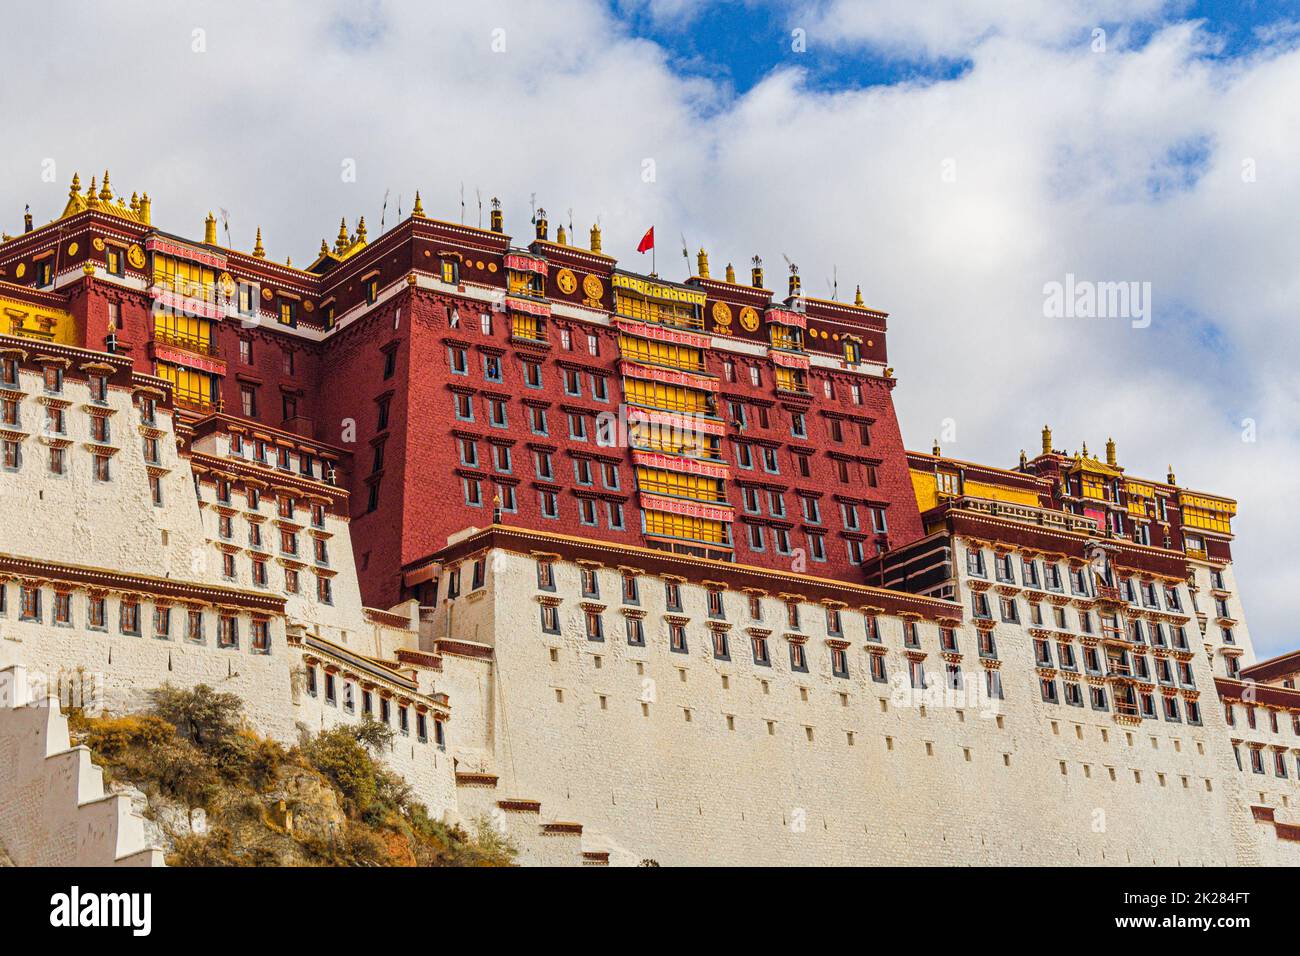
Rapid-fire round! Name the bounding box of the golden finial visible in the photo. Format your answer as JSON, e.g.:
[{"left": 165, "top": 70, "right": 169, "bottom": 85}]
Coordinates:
[
  {"left": 68, "top": 172, "right": 81, "bottom": 200},
  {"left": 252, "top": 227, "right": 265, "bottom": 258},
  {"left": 85, "top": 176, "right": 100, "bottom": 208},
  {"left": 204, "top": 211, "right": 217, "bottom": 245},
  {"left": 285, "top": 255, "right": 292, "bottom": 267},
  {"left": 1019, "top": 449, "right": 1028, "bottom": 468},
  {"left": 356, "top": 216, "right": 367, "bottom": 241},
  {"left": 1106, "top": 437, "right": 1117, "bottom": 468},
  {"left": 490, "top": 197, "right": 503, "bottom": 233},
  {"left": 556, "top": 224, "right": 567, "bottom": 245},
  {"left": 932, "top": 440, "right": 941, "bottom": 456},
  {"left": 1041, "top": 425, "right": 1052, "bottom": 456},
  {"left": 129, "top": 192, "right": 140, "bottom": 213},
  {"left": 589, "top": 222, "right": 601, "bottom": 253},
  {"left": 725, "top": 262, "right": 736, "bottom": 283},
  {"left": 139, "top": 192, "right": 151, "bottom": 225},
  {"left": 320, "top": 238, "right": 329, "bottom": 256},
  {"left": 855, "top": 284, "right": 864, "bottom": 307},
  {"left": 696, "top": 247, "right": 709, "bottom": 278},
  {"left": 99, "top": 171, "right": 113, "bottom": 202},
  {"left": 412, "top": 190, "right": 425, "bottom": 218},
  {"left": 1166, "top": 465, "right": 1176, "bottom": 485}
]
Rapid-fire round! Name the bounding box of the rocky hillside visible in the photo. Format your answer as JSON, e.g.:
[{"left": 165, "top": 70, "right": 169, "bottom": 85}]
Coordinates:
[{"left": 68, "top": 684, "right": 514, "bottom": 867}]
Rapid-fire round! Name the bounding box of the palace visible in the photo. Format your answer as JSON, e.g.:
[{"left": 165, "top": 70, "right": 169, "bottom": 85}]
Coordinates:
[{"left": 0, "top": 172, "right": 1296, "bottom": 866}]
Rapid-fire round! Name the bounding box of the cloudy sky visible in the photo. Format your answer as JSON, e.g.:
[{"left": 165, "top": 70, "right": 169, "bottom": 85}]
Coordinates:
[{"left": 3, "top": 1, "right": 1297, "bottom": 655}]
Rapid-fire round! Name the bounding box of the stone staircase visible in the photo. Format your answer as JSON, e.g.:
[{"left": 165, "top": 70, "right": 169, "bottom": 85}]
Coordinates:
[
  {"left": 0, "top": 664, "right": 164, "bottom": 867},
  {"left": 454, "top": 769, "right": 608, "bottom": 866}
]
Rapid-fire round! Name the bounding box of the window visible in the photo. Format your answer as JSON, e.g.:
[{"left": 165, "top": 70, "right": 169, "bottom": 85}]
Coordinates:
[
  {"left": 669, "top": 623, "right": 688, "bottom": 654},
  {"left": 316, "top": 575, "right": 333, "bottom": 605},
  {"left": 870, "top": 653, "right": 887, "bottom": 683},
  {"left": 584, "top": 610, "right": 604, "bottom": 641},
  {"left": 712, "top": 629, "right": 730, "bottom": 660},
  {"left": 665, "top": 581, "right": 682, "bottom": 612},
  {"left": 19, "top": 585, "right": 41, "bottom": 622},
  {"left": 580, "top": 567, "right": 600, "bottom": 599},
  {"left": 53, "top": 591, "right": 71, "bottom": 626},
  {"left": 707, "top": 588, "right": 725, "bottom": 619},
  {"left": 153, "top": 605, "right": 171, "bottom": 639},
  {"left": 240, "top": 385, "right": 257, "bottom": 417},
  {"left": 626, "top": 617, "right": 645, "bottom": 646},
  {"left": 119, "top": 599, "right": 141, "bottom": 635},
  {"left": 4, "top": 439, "right": 26, "bottom": 470},
  {"left": 186, "top": 609, "right": 204, "bottom": 643},
  {"left": 540, "top": 604, "right": 560, "bottom": 634},
  {"left": 831, "top": 646, "right": 849, "bottom": 678},
  {"left": 87, "top": 595, "right": 106, "bottom": 630},
  {"left": 789, "top": 640, "right": 807, "bottom": 672}
]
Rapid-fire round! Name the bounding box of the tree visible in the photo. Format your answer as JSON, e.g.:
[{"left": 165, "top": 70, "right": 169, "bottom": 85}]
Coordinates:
[{"left": 149, "top": 683, "right": 244, "bottom": 749}]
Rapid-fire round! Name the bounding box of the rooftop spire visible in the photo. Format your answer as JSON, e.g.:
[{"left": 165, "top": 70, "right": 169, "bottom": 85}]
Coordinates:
[
  {"left": 335, "top": 217, "right": 349, "bottom": 253},
  {"left": 855, "top": 284, "right": 864, "bottom": 307},
  {"left": 1041, "top": 425, "right": 1052, "bottom": 456},
  {"left": 252, "top": 227, "right": 265, "bottom": 258},
  {"left": 589, "top": 221, "right": 601, "bottom": 253},
  {"left": 725, "top": 262, "right": 736, "bottom": 283},
  {"left": 696, "top": 248, "right": 709, "bottom": 278},
  {"left": 99, "top": 170, "right": 113, "bottom": 202},
  {"left": 204, "top": 211, "right": 217, "bottom": 245},
  {"left": 412, "top": 190, "right": 425, "bottom": 218}
]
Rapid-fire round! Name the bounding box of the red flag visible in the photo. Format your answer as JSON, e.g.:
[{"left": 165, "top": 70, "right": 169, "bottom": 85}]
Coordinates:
[{"left": 636, "top": 226, "right": 654, "bottom": 253}]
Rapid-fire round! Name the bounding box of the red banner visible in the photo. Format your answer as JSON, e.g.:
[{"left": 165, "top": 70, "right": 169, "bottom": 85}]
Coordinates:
[
  {"left": 640, "top": 491, "right": 733, "bottom": 523},
  {"left": 614, "top": 319, "right": 711, "bottom": 350},
  {"left": 145, "top": 237, "right": 227, "bottom": 269},
  {"left": 769, "top": 350, "right": 810, "bottom": 370},
  {"left": 765, "top": 308, "right": 806, "bottom": 329},
  {"left": 633, "top": 450, "right": 729, "bottom": 480},
  {"left": 153, "top": 344, "right": 226, "bottom": 376},
  {"left": 504, "top": 253, "right": 548, "bottom": 276},
  {"left": 622, "top": 360, "right": 717, "bottom": 393},
  {"left": 506, "top": 296, "right": 552, "bottom": 318}
]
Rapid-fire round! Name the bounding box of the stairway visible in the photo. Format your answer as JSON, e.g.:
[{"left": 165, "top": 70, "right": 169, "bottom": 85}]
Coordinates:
[{"left": 0, "top": 664, "right": 164, "bottom": 867}]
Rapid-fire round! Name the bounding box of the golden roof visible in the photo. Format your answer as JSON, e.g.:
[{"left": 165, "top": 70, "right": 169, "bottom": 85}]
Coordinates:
[{"left": 57, "top": 171, "right": 151, "bottom": 226}]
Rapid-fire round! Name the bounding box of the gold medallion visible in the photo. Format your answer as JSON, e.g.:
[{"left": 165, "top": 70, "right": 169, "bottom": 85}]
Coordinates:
[
  {"left": 739, "top": 306, "right": 759, "bottom": 331},
  {"left": 712, "top": 301, "right": 733, "bottom": 327},
  {"left": 127, "top": 244, "right": 145, "bottom": 269},
  {"left": 582, "top": 274, "right": 603, "bottom": 300},
  {"left": 556, "top": 268, "right": 578, "bottom": 295}
]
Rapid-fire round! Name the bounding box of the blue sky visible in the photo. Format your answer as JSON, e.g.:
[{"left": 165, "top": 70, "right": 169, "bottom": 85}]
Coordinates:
[{"left": 617, "top": 0, "right": 1300, "bottom": 94}]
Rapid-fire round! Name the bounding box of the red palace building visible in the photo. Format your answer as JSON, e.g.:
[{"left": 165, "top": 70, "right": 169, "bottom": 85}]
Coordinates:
[{"left": 0, "top": 171, "right": 920, "bottom": 608}]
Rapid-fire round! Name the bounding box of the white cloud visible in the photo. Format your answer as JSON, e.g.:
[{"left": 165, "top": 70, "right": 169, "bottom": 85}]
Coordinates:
[
  {"left": 796, "top": 0, "right": 1172, "bottom": 59},
  {"left": 2, "top": 1, "right": 1296, "bottom": 655}
]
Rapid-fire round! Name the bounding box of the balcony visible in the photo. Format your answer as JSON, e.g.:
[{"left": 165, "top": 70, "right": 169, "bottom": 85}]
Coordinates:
[
  {"left": 172, "top": 389, "right": 224, "bottom": 414},
  {"left": 153, "top": 326, "right": 220, "bottom": 358}
]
